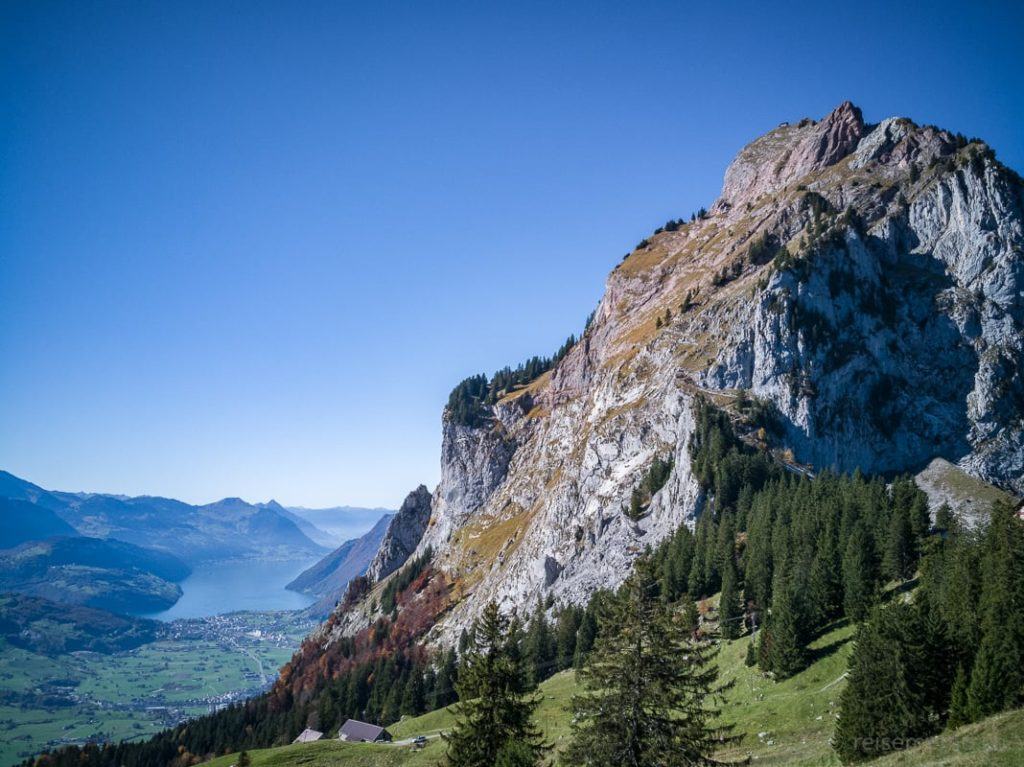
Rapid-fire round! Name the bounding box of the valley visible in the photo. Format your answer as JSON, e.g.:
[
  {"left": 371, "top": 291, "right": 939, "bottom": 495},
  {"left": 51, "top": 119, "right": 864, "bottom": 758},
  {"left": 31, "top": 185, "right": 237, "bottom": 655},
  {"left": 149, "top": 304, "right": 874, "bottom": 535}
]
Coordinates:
[
  {"left": 0, "top": 471, "right": 390, "bottom": 767},
  {"left": 0, "top": 610, "right": 315, "bottom": 767}
]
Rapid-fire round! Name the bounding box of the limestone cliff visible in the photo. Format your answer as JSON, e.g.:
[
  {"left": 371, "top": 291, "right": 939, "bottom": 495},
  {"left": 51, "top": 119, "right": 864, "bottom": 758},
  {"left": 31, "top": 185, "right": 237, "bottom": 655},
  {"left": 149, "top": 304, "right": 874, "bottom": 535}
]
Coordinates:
[{"left": 365, "top": 485, "right": 432, "bottom": 582}]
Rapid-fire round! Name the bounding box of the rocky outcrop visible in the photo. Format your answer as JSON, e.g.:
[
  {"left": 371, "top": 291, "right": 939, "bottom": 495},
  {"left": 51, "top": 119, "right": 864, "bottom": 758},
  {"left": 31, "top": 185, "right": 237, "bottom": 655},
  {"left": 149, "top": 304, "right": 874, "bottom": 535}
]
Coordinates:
[
  {"left": 366, "top": 485, "right": 432, "bottom": 582},
  {"left": 328, "top": 102, "right": 1024, "bottom": 646},
  {"left": 418, "top": 418, "right": 517, "bottom": 552},
  {"left": 915, "top": 458, "right": 1019, "bottom": 529},
  {"left": 718, "top": 101, "right": 865, "bottom": 210}
]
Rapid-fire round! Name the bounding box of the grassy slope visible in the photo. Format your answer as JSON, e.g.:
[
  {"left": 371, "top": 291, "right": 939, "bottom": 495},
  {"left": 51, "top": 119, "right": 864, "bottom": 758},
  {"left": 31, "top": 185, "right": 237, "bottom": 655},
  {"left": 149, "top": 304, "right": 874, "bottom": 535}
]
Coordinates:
[{"left": 201, "top": 625, "right": 1024, "bottom": 767}]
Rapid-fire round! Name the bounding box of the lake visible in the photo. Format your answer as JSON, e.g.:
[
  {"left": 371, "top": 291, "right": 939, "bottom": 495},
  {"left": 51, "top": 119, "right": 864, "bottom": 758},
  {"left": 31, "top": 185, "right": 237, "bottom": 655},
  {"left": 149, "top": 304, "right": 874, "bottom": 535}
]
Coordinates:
[{"left": 142, "top": 558, "right": 317, "bottom": 620}]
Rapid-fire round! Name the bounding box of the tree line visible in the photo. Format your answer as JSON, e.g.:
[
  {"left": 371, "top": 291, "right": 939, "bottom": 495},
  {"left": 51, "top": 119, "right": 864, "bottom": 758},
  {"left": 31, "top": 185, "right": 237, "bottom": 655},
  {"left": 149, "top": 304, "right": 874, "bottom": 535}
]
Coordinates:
[{"left": 446, "top": 335, "right": 578, "bottom": 427}]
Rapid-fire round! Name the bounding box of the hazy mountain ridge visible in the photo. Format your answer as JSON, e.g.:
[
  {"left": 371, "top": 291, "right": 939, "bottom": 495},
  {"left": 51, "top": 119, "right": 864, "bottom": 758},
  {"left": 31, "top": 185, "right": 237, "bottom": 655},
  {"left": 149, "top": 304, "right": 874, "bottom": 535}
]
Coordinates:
[
  {"left": 285, "top": 505, "right": 395, "bottom": 546},
  {"left": 0, "top": 471, "right": 328, "bottom": 565},
  {"left": 320, "top": 101, "right": 1023, "bottom": 647},
  {"left": 286, "top": 513, "right": 393, "bottom": 610},
  {"left": 0, "top": 497, "right": 78, "bottom": 548}
]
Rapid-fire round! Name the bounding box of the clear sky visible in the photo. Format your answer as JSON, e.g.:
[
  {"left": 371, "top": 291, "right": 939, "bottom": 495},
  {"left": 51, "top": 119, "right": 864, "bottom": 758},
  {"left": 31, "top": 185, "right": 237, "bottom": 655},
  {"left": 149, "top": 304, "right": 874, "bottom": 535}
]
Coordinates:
[{"left": 2, "top": 1, "right": 1022, "bottom": 508}]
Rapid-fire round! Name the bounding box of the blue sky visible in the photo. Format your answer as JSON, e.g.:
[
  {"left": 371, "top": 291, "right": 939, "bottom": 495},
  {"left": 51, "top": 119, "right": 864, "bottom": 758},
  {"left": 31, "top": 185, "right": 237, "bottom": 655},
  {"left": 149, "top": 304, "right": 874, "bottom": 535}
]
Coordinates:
[{"left": 2, "top": 1, "right": 1022, "bottom": 507}]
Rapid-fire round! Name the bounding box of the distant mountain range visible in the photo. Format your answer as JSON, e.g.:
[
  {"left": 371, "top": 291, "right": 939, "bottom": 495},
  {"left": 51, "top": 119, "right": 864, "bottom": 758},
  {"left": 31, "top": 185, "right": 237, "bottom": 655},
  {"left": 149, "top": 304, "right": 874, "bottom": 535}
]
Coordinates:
[
  {"left": 0, "top": 470, "right": 394, "bottom": 620},
  {"left": 285, "top": 505, "right": 394, "bottom": 547},
  {"left": 0, "top": 470, "right": 329, "bottom": 564}
]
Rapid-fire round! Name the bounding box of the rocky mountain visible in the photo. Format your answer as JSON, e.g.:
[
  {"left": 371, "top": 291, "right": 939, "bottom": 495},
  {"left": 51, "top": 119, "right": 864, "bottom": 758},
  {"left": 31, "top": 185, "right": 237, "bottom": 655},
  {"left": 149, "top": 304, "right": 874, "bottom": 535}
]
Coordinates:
[
  {"left": 0, "top": 536, "right": 190, "bottom": 614},
  {"left": 321, "top": 101, "right": 1023, "bottom": 647},
  {"left": 288, "top": 488, "right": 432, "bottom": 617},
  {"left": 287, "top": 512, "right": 393, "bottom": 604},
  {"left": 365, "top": 485, "right": 432, "bottom": 581},
  {"left": 0, "top": 471, "right": 328, "bottom": 564}
]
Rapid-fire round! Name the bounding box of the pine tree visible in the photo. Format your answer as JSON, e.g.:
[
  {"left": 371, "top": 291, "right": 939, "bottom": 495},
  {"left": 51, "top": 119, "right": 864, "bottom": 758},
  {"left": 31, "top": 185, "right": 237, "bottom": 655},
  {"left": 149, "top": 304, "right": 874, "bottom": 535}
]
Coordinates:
[
  {"left": 883, "top": 504, "right": 915, "bottom": 582},
  {"left": 444, "top": 602, "right": 544, "bottom": 767},
  {"left": 842, "top": 522, "right": 877, "bottom": 621},
  {"left": 744, "top": 639, "right": 757, "bottom": 667},
  {"left": 719, "top": 547, "right": 744, "bottom": 640},
  {"left": 833, "top": 602, "right": 937, "bottom": 762},
  {"left": 555, "top": 607, "right": 581, "bottom": 671},
  {"left": 947, "top": 664, "right": 971, "bottom": 729},
  {"left": 433, "top": 649, "right": 458, "bottom": 709},
  {"left": 808, "top": 516, "right": 842, "bottom": 629},
  {"left": 237, "top": 752, "right": 251, "bottom": 767},
  {"left": 758, "top": 574, "right": 807, "bottom": 678},
  {"left": 401, "top": 666, "right": 426, "bottom": 717},
  {"left": 563, "top": 559, "right": 730, "bottom": 767},
  {"left": 933, "top": 503, "right": 954, "bottom": 535},
  {"left": 524, "top": 599, "right": 555, "bottom": 684},
  {"left": 965, "top": 501, "right": 1024, "bottom": 721},
  {"left": 573, "top": 608, "right": 598, "bottom": 669},
  {"left": 382, "top": 683, "right": 402, "bottom": 725},
  {"left": 680, "top": 594, "right": 700, "bottom": 637}
]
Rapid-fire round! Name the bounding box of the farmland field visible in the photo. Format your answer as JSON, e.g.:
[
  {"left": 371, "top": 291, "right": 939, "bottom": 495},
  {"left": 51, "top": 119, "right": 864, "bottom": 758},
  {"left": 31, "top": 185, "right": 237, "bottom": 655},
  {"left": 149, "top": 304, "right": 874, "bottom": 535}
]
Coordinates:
[{"left": 0, "top": 611, "right": 313, "bottom": 767}]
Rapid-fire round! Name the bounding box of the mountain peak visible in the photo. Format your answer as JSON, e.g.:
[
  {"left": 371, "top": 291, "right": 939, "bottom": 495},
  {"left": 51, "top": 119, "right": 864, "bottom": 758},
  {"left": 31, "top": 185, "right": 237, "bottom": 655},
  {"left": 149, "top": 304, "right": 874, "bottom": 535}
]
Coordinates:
[{"left": 718, "top": 100, "right": 866, "bottom": 210}]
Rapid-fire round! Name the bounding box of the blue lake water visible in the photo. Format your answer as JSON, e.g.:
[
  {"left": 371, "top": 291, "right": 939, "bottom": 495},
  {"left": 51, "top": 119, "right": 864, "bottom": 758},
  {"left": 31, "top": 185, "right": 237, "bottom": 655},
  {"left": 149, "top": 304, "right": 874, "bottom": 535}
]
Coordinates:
[{"left": 142, "top": 558, "right": 317, "bottom": 620}]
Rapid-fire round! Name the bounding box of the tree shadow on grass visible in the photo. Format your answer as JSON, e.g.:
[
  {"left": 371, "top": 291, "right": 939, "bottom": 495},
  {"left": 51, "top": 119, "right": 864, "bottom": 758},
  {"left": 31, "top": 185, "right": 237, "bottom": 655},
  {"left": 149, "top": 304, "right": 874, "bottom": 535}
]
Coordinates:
[{"left": 807, "top": 634, "right": 852, "bottom": 664}]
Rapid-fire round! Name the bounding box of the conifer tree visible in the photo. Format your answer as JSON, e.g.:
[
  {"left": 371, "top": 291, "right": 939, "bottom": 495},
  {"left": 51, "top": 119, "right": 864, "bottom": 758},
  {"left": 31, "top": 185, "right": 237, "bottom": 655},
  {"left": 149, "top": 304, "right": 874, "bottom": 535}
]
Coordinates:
[
  {"left": 555, "top": 607, "right": 581, "bottom": 671},
  {"left": 719, "top": 547, "right": 744, "bottom": 640},
  {"left": 808, "top": 516, "right": 842, "bottom": 629},
  {"left": 834, "top": 602, "right": 936, "bottom": 762},
  {"left": 573, "top": 608, "right": 598, "bottom": 669},
  {"left": 933, "top": 503, "right": 954, "bottom": 535},
  {"left": 883, "top": 503, "right": 915, "bottom": 582},
  {"left": 965, "top": 501, "right": 1024, "bottom": 721},
  {"left": 444, "top": 603, "right": 544, "bottom": 767},
  {"left": 433, "top": 648, "right": 458, "bottom": 709},
  {"left": 524, "top": 599, "right": 556, "bottom": 685},
  {"left": 401, "top": 666, "right": 426, "bottom": 717},
  {"left": 680, "top": 593, "right": 701, "bottom": 637},
  {"left": 758, "top": 574, "right": 807, "bottom": 678},
  {"left": 842, "top": 522, "right": 877, "bottom": 621},
  {"left": 564, "top": 559, "right": 730, "bottom": 767},
  {"left": 947, "top": 664, "right": 971, "bottom": 729},
  {"left": 744, "top": 639, "right": 757, "bottom": 667}
]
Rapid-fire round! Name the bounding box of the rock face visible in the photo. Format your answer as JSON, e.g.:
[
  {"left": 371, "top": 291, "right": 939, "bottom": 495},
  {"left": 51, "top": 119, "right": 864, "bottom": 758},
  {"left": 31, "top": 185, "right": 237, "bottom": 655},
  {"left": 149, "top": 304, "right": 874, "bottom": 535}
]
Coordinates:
[
  {"left": 719, "top": 101, "right": 866, "bottom": 210},
  {"left": 330, "top": 102, "right": 1024, "bottom": 646},
  {"left": 366, "top": 485, "right": 432, "bottom": 582}
]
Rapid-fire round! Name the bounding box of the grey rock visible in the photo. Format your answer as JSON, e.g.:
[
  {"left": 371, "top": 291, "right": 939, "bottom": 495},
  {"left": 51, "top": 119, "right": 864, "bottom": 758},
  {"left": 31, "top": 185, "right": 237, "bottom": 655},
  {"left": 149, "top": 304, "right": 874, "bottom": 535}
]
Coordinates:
[{"left": 365, "top": 485, "right": 432, "bottom": 582}]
